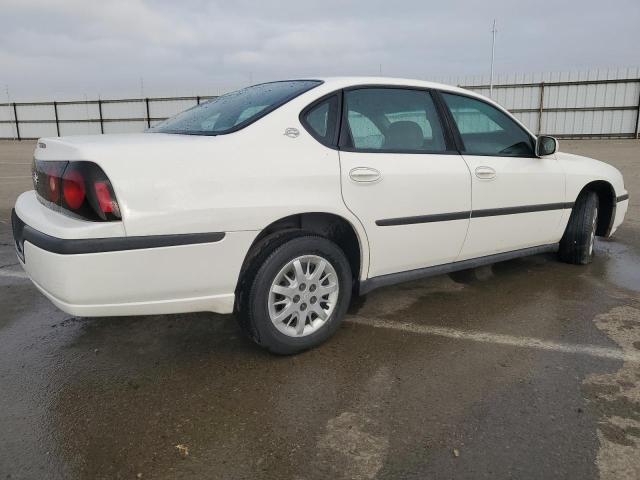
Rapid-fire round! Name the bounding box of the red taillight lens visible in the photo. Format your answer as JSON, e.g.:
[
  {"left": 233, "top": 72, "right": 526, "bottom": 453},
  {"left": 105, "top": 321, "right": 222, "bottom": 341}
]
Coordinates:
[
  {"left": 94, "top": 181, "right": 114, "bottom": 213},
  {"left": 62, "top": 169, "right": 86, "bottom": 209}
]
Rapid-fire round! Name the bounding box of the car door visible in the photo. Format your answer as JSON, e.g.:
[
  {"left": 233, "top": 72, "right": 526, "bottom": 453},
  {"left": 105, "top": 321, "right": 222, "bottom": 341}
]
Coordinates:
[
  {"left": 438, "top": 92, "right": 566, "bottom": 260},
  {"left": 338, "top": 87, "right": 472, "bottom": 278}
]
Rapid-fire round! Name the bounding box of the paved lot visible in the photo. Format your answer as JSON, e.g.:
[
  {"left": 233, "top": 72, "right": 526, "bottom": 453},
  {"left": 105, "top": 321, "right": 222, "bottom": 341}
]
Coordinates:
[{"left": 1, "top": 139, "right": 639, "bottom": 480}]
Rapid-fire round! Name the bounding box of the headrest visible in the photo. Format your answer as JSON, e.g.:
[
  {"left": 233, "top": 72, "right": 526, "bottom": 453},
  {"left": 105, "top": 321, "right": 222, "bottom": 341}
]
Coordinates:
[{"left": 383, "top": 121, "right": 423, "bottom": 150}]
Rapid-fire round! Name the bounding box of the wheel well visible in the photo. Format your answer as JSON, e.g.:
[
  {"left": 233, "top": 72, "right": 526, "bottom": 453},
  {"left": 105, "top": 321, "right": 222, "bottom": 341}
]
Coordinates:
[
  {"left": 577, "top": 181, "right": 615, "bottom": 236},
  {"left": 237, "top": 212, "right": 362, "bottom": 293}
]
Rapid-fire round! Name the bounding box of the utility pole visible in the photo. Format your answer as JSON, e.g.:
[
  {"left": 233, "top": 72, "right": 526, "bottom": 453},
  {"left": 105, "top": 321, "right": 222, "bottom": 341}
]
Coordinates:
[{"left": 490, "top": 19, "right": 497, "bottom": 98}]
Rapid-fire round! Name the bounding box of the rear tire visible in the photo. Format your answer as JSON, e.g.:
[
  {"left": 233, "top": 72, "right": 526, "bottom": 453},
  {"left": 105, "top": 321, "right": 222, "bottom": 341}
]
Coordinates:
[
  {"left": 237, "top": 235, "right": 352, "bottom": 355},
  {"left": 559, "top": 191, "right": 599, "bottom": 265}
]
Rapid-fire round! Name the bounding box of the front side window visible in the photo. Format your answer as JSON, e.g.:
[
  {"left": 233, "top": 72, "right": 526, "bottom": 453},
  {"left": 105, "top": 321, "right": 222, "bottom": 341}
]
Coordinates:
[
  {"left": 151, "top": 80, "right": 321, "bottom": 135},
  {"left": 343, "top": 88, "right": 447, "bottom": 153},
  {"left": 441, "top": 92, "right": 534, "bottom": 157}
]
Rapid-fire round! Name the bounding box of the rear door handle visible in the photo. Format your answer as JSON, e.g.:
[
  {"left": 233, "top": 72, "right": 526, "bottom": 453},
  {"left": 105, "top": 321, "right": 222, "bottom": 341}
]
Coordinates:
[
  {"left": 475, "top": 166, "right": 496, "bottom": 180},
  {"left": 349, "top": 167, "right": 381, "bottom": 183}
]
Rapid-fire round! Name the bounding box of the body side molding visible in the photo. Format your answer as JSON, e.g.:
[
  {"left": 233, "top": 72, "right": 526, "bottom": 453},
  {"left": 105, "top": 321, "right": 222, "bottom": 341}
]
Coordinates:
[
  {"left": 376, "top": 211, "right": 470, "bottom": 226},
  {"left": 470, "top": 202, "right": 574, "bottom": 218},
  {"left": 375, "top": 202, "right": 574, "bottom": 227}
]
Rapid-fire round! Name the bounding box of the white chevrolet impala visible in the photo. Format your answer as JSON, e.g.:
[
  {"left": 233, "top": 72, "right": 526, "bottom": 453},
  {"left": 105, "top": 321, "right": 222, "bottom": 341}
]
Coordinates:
[{"left": 12, "top": 78, "right": 629, "bottom": 354}]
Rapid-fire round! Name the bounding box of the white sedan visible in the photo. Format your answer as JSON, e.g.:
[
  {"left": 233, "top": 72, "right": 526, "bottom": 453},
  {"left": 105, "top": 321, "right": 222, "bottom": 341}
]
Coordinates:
[{"left": 12, "top": 77, "right": 629, "bottom": 354}]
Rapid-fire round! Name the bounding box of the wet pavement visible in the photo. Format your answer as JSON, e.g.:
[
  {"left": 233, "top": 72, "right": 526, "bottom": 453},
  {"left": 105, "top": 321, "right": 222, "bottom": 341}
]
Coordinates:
[{"left": 1, "top": 140, "right": 639, "bottom": 479}]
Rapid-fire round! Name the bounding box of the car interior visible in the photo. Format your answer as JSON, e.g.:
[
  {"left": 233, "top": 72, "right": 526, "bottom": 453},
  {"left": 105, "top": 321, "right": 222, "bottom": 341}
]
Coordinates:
[{"left": 343, "top": 88, "right": 447, "bottom": 152}]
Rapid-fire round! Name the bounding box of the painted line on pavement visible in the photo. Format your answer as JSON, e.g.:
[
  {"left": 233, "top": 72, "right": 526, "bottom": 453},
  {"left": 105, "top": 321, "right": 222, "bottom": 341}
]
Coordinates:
[{"left": 347, "top": 316, "right": 640, "bottom": 363}]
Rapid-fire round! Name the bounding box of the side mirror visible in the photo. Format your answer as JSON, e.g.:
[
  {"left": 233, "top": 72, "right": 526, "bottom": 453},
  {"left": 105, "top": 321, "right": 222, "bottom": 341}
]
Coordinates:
[{"left": 535, "top": 135, "right": 558, "bottom": 157}]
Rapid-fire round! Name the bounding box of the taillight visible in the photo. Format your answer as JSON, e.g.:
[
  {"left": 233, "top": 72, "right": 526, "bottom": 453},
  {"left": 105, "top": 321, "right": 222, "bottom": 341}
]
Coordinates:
[
  {"left": 32, "top": 160, "right": 65, "bottom": 204},
  {"left": 32, "top": 160, "right": 121, "bottom": 222},
  {"left": 48, "top": 173, "right": 60, "bottom": 203},
  {"left": 94, "top": 181, "right": 115, "bottom": 214},
  {"left": 62, "top": 169, "right": 86, "bottom": 209}
]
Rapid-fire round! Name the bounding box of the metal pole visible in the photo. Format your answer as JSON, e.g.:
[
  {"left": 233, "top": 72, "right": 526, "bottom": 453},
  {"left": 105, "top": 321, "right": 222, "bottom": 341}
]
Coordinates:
[
  {"left": 98, "top": 99, "right": 104, "bottom": 134},
  {"left": 12, "top": 103, "right": 20, "bottom": 141},
  {"left": 53, "top": 101, "right": 60, "bottom": 136},
  {"left": 145, "top": 98, "right": 151, "bottom": 128},
  {"left": 489, "top": 19, "right": 497, "bottom": 98},
  {"left": 538, "top": 82, "right": 545, "bottom": 135},
  {"left": 5, "top": 85, "right": 16, "bottom": 140},
  {"left": 635, "top": 83, "right": 640, "bottom": 139},
  {"left": 84, "top": 94, "right": 90, "bottom": 135}
]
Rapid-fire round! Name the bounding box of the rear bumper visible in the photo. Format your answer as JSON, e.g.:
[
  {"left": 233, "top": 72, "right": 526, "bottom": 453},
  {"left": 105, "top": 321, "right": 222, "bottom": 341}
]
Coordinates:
[{"left": 11, "top": 199, "right": 258, "bottom": 316}]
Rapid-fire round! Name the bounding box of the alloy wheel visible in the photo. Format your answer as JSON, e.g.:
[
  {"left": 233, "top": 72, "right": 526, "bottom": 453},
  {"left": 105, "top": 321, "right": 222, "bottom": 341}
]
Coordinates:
[{"left": 268, "top": 255, "right": 339, "bottom": 337}]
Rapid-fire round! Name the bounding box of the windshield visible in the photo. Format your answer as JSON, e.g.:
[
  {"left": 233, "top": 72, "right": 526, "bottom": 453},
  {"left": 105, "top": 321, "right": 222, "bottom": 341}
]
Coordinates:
[{"left": 150, "top": 80, "right": 321, "bottom": 135}]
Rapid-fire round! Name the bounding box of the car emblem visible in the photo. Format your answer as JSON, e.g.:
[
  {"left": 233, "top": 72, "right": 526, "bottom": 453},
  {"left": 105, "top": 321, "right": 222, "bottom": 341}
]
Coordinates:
[{"left": 284, "top": 127, "right": 299, "bottom": 138}]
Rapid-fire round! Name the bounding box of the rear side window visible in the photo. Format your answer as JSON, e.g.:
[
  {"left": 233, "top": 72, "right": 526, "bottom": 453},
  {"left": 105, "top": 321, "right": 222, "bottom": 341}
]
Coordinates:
[
  {"left": 347, "top": 111, "right": 383, "bottom": 149},
  {"left": 301, "top": 95, "right": 339, "bottom": 146},
  {"left": 151, "top": 80, "right": 321, "bottom": 136},
  {"left": 441, "top": 92, "right": 535, "bottom": 157},
  {"left": 342, "top": 88, "right": 447, "bottom": 153}
]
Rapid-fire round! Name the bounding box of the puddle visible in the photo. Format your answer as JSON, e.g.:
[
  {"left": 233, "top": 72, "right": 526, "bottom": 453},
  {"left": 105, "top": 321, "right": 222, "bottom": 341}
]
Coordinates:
[{"left": 597, "top": 240, "right": 640, "bottom": 292}]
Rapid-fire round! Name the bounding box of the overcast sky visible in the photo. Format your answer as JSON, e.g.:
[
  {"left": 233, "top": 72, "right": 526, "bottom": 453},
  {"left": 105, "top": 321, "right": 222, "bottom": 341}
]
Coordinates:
[{"left": 1, "top": 0, "right": 639, "bottom": 101}]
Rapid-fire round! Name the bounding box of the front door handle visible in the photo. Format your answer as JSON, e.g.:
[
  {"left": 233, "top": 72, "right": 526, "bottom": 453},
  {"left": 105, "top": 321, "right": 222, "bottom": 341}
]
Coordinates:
[
  {"left": 475, "top": 166, "right": 496, "bottom": 180},
  {"left": 349, "top": 167, "right": 381, "bottom": 183}
]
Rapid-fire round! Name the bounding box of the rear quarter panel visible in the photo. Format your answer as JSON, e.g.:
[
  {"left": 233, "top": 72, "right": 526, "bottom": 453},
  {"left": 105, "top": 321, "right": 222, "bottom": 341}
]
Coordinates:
[{"left": 37, "top": 95, "right": 370, "bottom": 279}]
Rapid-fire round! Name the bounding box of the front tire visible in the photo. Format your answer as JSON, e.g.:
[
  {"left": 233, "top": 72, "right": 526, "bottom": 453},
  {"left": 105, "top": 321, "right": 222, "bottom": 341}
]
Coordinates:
[
  {"left": 559, "top": 191, "right": 599, "bottom": 265},
  {"left": 238, "top": 235, "right": 352, "bottom": 355}
]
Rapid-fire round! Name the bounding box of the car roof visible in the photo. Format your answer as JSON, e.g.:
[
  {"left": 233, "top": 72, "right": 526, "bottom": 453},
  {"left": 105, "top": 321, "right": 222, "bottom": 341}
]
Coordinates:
[
  {"left": 258, "top": 77, "right": 537, "bottom": 139},
  {"left": 313, "top": 76, "right": 475, "bottom": 96}
]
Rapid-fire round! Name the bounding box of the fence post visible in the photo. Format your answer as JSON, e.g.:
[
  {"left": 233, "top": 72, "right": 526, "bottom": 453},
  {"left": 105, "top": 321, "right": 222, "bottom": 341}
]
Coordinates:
[
  {"left": 145, "top": 98, "right": 151, "bottom": 128},
  {"left": 98, "top": 99, "right": 104, "bottom": 134},
  {"left": 12, "top": 103, "right": 20, "bottom": 141},
  {"left": 537, "top": 82, "right": 545, "bottom": 135},
  {"left": 635, "top": 82, "right": 640, "bottom": 140},
  {"left": 53, "top": 101, "right": 60, "bottom": 136}
]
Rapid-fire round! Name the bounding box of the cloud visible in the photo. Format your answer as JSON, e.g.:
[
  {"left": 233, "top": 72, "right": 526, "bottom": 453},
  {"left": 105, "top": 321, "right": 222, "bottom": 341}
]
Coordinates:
[{"left": 0, "top": 0, "right": 638, "bottom": 100}]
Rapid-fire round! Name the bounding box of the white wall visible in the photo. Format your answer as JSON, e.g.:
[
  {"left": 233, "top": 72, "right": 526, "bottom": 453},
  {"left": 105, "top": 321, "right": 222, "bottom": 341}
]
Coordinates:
[{"left": 442, "top": 66, "right": 640, "bottom": 138}]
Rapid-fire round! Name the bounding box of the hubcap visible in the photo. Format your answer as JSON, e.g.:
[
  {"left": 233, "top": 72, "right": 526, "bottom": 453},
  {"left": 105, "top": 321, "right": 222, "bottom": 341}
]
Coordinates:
[
  {"left": 589, "top": 207, "right": 598, "bottom": 256},
  {"left": 268, "top": 255, "right": 339, "bottom": 337}
]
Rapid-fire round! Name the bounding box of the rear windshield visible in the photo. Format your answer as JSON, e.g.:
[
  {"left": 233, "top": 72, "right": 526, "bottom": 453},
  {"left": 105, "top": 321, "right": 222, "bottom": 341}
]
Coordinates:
[{"left": 150, "top": 80, "right": 321, "bottom": 135}]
